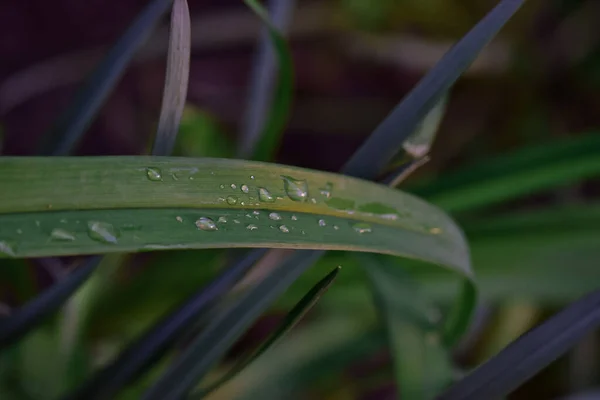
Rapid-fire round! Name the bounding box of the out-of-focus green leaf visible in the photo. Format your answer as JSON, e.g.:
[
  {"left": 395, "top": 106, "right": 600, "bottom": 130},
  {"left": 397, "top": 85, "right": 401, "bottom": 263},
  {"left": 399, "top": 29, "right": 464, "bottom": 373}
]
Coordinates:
[
  {"left": 196, "top": 266, "right": 340, "bottom": 397},
  {"left": 175, "top": 107, "right": 234, "bottom": 158},
  {"left": 410, "top": 132, "right": 600, "bottom": 212},
  {"left": 438, "top": 289, "right": 600, "bottom": 400},
  {"left": 229, "top": 318, "right": 383, "bottom": 400},
  {"left": 342, "top": 0, "right": 525, "bottom": 179},
  {"left": 62, "top": 249, "right": 267, "bottom": 400},
  {"left": 361, "top": 255, "right": 452, "bottom": 399},
  {"left": 152, "top": 0, "right": 191, "bottom": 156},
  {"left": 240, "top": 0, "right": 295, "bottom": 161},
  {"left": 0, "top": 257, "right": 100, "bottom": 350},
  {"left": 39, "top": 0, "right": 174, "bottom": 155}
]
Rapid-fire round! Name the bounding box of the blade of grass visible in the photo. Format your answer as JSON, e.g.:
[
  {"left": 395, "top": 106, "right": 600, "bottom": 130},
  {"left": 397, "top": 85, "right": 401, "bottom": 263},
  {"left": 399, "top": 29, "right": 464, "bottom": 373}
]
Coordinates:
[
  {"left": 39, "top": 0, "right": 174, "bottom": 155},
  {"left": 152, "top": 0, "right": 191, "bottom": 156},
  {"left": 342, "top": 0, "right": 525, "bottom": 179},
  {"left": 141, "top": 250, "right": 324, "bottom": 400},
  {"left": 437, "top": 289, "right": 600, "bottom": 400},
  {"left": 61, "top": 249, "right": 266, "bottom": 400},
  {"left": 0, "top": 256, "right": 101, "bottom": 350},
  {"left": 238, "top": 0, "right": 295, "bottom": 161},
  {"left": 195, "top": 266, "right": 340, "bottom": 397}
]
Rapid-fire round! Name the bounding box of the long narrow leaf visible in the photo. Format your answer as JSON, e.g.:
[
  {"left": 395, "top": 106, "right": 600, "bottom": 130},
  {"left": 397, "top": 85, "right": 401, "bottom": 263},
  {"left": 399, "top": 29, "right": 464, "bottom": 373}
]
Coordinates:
[
  {"left": 438, "top": 289, "right": 600, "bottom": 400},
  {"left": 342, "top": 0, "right": 525, "bottom": 179},
  {"left": 196, "top": 266, "right": 340, "bottom": 397},
  {"left": 39, "top": 0, "right": 174, "bottom": 155},
  {"left": 141, "top": 250, "right": 324, "bottom": 399},
  {"left": 61, "top": 249, "right": 266, "bottom": 400},
  {"left": 239, "top": 0, "right": 295, "bottom": 161},
  {"left": 152, "top": 0, "right": 191, "bottom": 156},
  {"left": 0, "top": 256, "right": 100, "bottom": 350}
]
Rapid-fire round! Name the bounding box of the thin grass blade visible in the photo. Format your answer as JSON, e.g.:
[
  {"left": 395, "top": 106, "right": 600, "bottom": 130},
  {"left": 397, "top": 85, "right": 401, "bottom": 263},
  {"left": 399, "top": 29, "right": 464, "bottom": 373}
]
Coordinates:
[
  {"left": 196, "top": 266, "right": 340, "bottom": 397},
  {"left": 61, "top": 249, "right": 266, "bottom": 400},
  {"left": 437, "top": 289, "right": 600, "bottom": 400},
  {"left": 141, "top": 250, "right": 324, "bottom": 400},
  {"left": 39, "top": 0, "right": 174, "bottom": 155},
  {"left": 152, "top": 0, "right": 191, "bottom": 156},
  {"left": 0, "top": 256, "right": 100, "bottom": 350},
  {"left": 239, "top": 0, "right": 295, "bottom": 161},
  {"left": 342, "top": 0, "right": 525, "bottom": 179}
]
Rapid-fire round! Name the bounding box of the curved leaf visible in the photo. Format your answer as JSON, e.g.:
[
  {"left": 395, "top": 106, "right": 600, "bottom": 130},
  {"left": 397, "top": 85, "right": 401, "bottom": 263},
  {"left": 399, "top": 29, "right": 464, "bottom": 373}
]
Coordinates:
[{"left": 0, "top": 157, "right": 470, "bottom": 278}]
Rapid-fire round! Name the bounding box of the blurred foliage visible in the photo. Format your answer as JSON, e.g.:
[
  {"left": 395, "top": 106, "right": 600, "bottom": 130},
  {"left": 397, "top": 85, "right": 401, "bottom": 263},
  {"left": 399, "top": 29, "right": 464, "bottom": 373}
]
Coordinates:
[{"left": 0, "top": 0, "right": 599, "bottom": 399}]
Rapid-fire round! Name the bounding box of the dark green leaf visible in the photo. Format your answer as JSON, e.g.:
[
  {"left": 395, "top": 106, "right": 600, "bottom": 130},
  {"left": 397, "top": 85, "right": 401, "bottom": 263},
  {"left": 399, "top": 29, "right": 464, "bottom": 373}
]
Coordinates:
[
  {"left": 141, "top": 250, "right": 324, "bottom": 400},
  {"left": 196, "top": 266, "right": 340, "bottom": 397}
]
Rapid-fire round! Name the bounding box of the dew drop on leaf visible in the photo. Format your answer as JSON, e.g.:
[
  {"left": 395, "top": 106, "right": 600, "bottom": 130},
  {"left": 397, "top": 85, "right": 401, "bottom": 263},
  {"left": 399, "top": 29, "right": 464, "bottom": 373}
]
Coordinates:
[
  {"left": 87, "top": 221, "right": 119, "bottom": 244},
  {"left": 281, "top": 175, "right": 308, "bottom": 202},
  {"left": 279, "top": 225, "right": 290, "bottom": 233},
  {"left": 319, "top": 182, "right": 333, "bottom": 199},
  {"left": 291, "top": 215, "right": 298, "bottom": 221},
  {"left": 318, "top": 219, "right": 326, "bottom": 227},
  {"left": 0, "top": 241, "right": 16, "bottom": 257},
  {"left": 50, "top": 228, "right": 75, "bottom": 241},
  {"left": 352, "top": 223, "right": 372, "bottom": 234},
  {"left": 230, "top": 184, "right": 237, "bottom": 189},
  {"left": 269, "top": 212, "right": 282, "bottom": 221},
  {"left": 258, "top": 187, "right": 275, "bottom": 202},
  {"left": 218, "top": 216, "right": 227, "bottom": 223},
  {"left": 246, "top": 224, "right": 258, "bottom": 231},
  {"left": 241, "top": 184, "right": 250, "bottom": 193},
  {"left": 146, "top": 167, "right": 162, "bottom": 181},
  {"left": 226, "top": 196, "right": 238, "bottom": 205},
  {"left": 195, "top": 217, "right": 218, "bottom": 231}
]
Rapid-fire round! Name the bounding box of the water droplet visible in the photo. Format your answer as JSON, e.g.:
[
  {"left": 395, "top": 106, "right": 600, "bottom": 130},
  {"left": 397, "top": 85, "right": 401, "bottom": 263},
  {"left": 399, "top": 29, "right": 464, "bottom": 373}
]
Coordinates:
[
  {"left": 269, "top": 212, "right": 282, "bottom": 221},
  {"left": 226, "top": 196, "right": 238, "bottom": 205},
  {"left": 218, "top": 216, "right": 228, "bottom": 223},
  {"left": 246, "top": 224, "right": 258, "bottom": 231},
  {"left": 220, "top": 184, "right": 225, "bottom": 189},
  {"left": 240, "top": 201, "right": 246, "bottom": 206},
  {"left": 250, "top": 175, "right": 255, "bottom": 180},
  {"left": 50, "top": 228, "right": 75, "bottom": 241},
  {"left": 195, "top": 217, "right": 217, "bottom": 231},
  {"left": 429, "top": 227, "right": 442, "bottom": 235},
  {"left": 310, "top": 198, "right": 317, "bottom": 204},
  {"left": 188, "top": 176, "right": 194, "bottom": 181},
  {"left": 333, "top": 225, "right": 339, "bottom": 230},
  {"left": 233, "top": 219, "right": 241, "bottom": 224},
  {"left": 146, "top": 167, "right": 162, "bottom": 181},
  {"left": 253, "top": 210, "right": 260, "bottom": 216},
  {"left": 258, "top": 187, "right": 275, "bottom": 202},
  {"left": 291, "top": 215, "right": 298, "bottom": 221},
  {"left": 281, "top": 175, "right": 308, "bottom": 202},
  {"left": 241, "top": 184, "right": 250, "bottom": 193},
  {"left": 301, "top": 230, "right": 306, "bottom": 235},
  {"left": 60, "top": 219, "right": 67, "bottom": 224},
  {"left": 279, "top": 225, "right": 290, "bottom": 233},
  {"left": 352, "top": 223, "right": 372, "bottom": 234},
  {"left": 217, "top": 197, "right": 225, "bottom": 203},
  {"left": 35, "top": 221, "right": 41, "bottom": 227},
  {"left": 176, "top": 216, "right": 183, "bottom": 223},
  {"left": 319, "top": 182, "right": 333, "bottom": 199},
  {"left": 230, "top": 184, "right": 237, "bottom": 189},
  {"left": 16, "top": 229, "right": 22, "bottom": 235},
  {"left": 0, "top": 241, "right": 16, "bottom": 257},
  {"left": 210, "top": 171, "right": 215, "bottom": 175},
  {"left": 87, "top": 221, "right": 119, "bottom": 244},
  {"left": 318, "top": 219, "right": 326, "bottom": 227}
]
